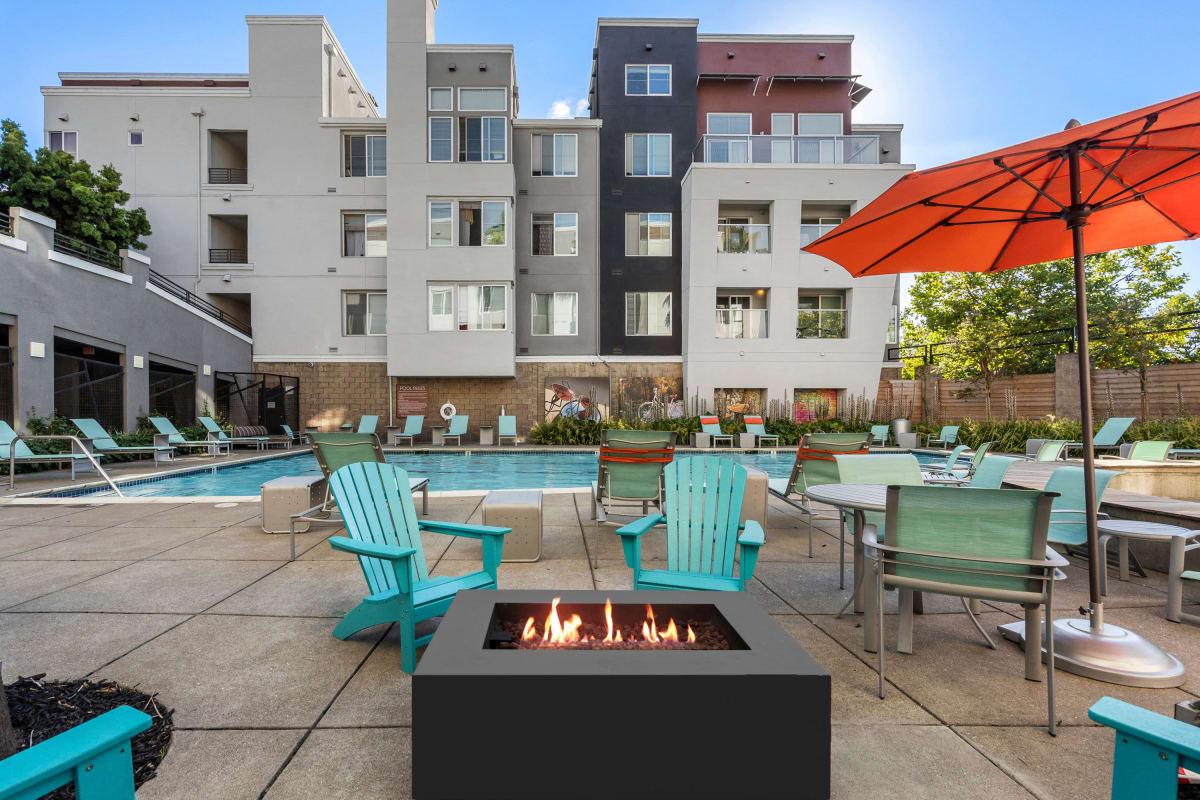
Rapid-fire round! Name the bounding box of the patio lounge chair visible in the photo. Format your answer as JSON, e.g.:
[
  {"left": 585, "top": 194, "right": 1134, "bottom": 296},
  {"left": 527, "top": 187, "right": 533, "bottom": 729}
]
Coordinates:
[
  {"left": 963, "top": 455, "right": 1020, "bottom": 489},
  {"left": 743, "top": 415, "right": 779, "bottom": 447},
  {"left": 592, "top": 429, "right": 676, "bottom": 522},
  {"left": 391, "top": 415, "right": 423, "bottom": 446},
  {"left": 692, "top": 415, "right": 734, "bottom": 448},
  {"left": 616, "top": 456, "right": 764, "bottom": 592},
  {"left": 441, "top": 415, "right": 468, "bottom": 445},
  {"left": 148, "top": 417, "right": 230, "bottom": 457},
  {"left": 864, "top": 484, "right": 1066, "bottom": 734},
  {"left": 1031, "top": 440, "right": 1069, "bottom": 461},
  {"left": 326, "top": 461, "right": 510, "bottom": 673},
  {"left": 1114, "top": 440, "right": 1175, "bottom": 461},
  {"left": 870, "top": 424, "right": 890, "bottom": 446},
  {"left": 497, "top": 415, "right": 518, "bottom": 446},
  {"left": 71, "top": 418, "right": 175, "bottom": 466},
  {"left": 1089, "top": 696, "right": 1200, "bottom": 799},
  {"left": 198, "top": 416, "right": 269, "bottom": 450},
  {"left": 922, "top": 444, "right": 970, "bottom": 483},
  {"left": 805, "top": 432, "right": 875, "bottom": 447},
  {"left": 768, "top": 438, "right": 869, "bottom": 558},
  {"left": 1043, "top": 465, "right": 1129, "bottom": 595},
  {"left": 1065, "top": 416, "right": 1135, "bottom": 457},
  {"left": 926, "top": 425, "right": 959, "bottom": 448},
  {"left": 281, "top": 424, "right": 307, "bottom": 445},
  {"left": 1, "top": 420, "right": 105, "bottom": 485},
  {"left": 356, "top": 414, "right": 379, "bottom": 434}
]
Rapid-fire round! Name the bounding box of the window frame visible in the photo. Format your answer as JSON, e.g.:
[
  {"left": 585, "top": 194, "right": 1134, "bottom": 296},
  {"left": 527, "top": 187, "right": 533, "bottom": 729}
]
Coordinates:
[
  {"left": 428, "top": 201, "right": 454, "bottom": 247},
  {"left": 624, "top": 133, "right": 672, "bottom": 177},
  {"left": 624, "top": 212, "right": 672, "bottom": 257},
  {"left": 428, "top": 285, "right": 456, "bottom": 331},
  {"left": 128, "top": 130, "right": 144, "bottom": 146},
  {"left": 624, "top": 64, "right": 672, "bottom": 96},
  {"left": 343, "top": 290, "right": 387, "bottom": 337},
  {"left": 427, "top": 199, "right": 509, "bottom": 248},
  {"left": 341, "top": 211, "right": 388, "bottom": 258},
  {"left": 47, "top": 130, "right": 78, "bottom": 157},
  {"left": 343, "top": 132, "right": 387, "bottom": 177},
  {"left": 428, "top": 117, "right": 453, "bottom": 162},
  {"left": 428, "top": 87, "right": 453, "bottom": 111},
  {"left": 552, "top": 212, "right": 578, "bottom": 256},
  {"left": 458, "top": 116, "right": 508, "bottom": 163},
  {"left": 796, "top": 291, "right": 848, "bottom": 339},
  {"left": 530, "top": 291, "right": 579, "bottom": 336},
  {"left": 770, "top": 113, "right": 794, "bottom": 135},
  {"left": 625, "top": 291, "right": 673, "bottom": 337},
  {"left": 457, "top": 87, "right": 508, "bottom": 112},
  {"left": 530, "top": 133, "right": 578, "bottom": 177},
  {"left": 428, "top": 283, "right": 510, "bottom": 331},
  {"left": 796, "top": 112, "right": 845, "bottom": 135}
]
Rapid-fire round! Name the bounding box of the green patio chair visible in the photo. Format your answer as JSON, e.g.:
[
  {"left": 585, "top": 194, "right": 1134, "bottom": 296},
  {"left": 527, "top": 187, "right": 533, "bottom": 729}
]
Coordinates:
[
  {"left": 864, "top": 484, "right": 1065, "bottom": 734},
  {"left": 1, "top": 420, "right": 106, "bottom": 487},
  {"left": 693, "top": 415, "right": 734, "bottom": 448},
  {"left": 148, "top": 417, "right": 230, "bottom": 457},
  {"left": 743, "top": 415, "right": 779, "bottom": 447},
  {"left": 1090, "top": 696, "right": 1200, "bottom": 799},
  {"left": 497, "top": 415, "right": 518, "bottom": 446},
  {"left": 0, "top": 704, "right": 152, "bottom": 800},
  {"left": 956, "top": 441, "right": 994, "bottom": 479},
  {"left": 592, "top": 429, "right": 676, "bottom": 522},
  {"left": 768, "top": 438, "right": 869, "bottom": 560},
  {"left": 198, "top": 416, "right": 269, "bottom": 450},
  {"left": 923, "top": 444, "right": 970, "bottom": 481},
  {"left": 1121, "top": 440, "right": 1175, "bottom": 461},
  {"left": 356, "top": 414, "right": 379, "bottom": 434},
  {"left": 616, "top": 456, "right": 764, "bottom": 592},
  {"left": 926, "top": 425, "right": 959, "bottom": 448},
  {"left": 281, "top": 424, "right": 307, "bottom": 445},
  {"left": 71, "top": 418, "right": 175, "bottom": 467},
  {"left": 1043, "top": 465, "right": 1130, "bottom": 595},
  {"left": 964, "top": 455, "right": 1020, "bottom": 489},
  {"left": 326, "top": 461, "right": 510, "bottom": 673},
  {"left": 391, "top": 415, "right": 423, "bottom": 446},
  {"left": 1033, "top": 439, "right": 1069, "bottom": 461},
  {"left": 1066, "top": 416, "right": 1135, "bottom": 457},
  {"left": 441, "top": 414, "right": 468, "bottom": 445},
  {"left": 870, "top": 424, "right": 890, "bottom": 446}
]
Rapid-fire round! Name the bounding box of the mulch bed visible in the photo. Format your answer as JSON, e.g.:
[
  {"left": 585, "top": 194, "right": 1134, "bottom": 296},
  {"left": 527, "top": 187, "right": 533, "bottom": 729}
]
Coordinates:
[{"left": 4, "top": 675, "right": 173, "bottom": 799}]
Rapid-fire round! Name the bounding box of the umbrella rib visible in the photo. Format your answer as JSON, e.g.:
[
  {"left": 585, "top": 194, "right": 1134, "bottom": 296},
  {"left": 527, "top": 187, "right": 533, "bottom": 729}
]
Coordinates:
[
  {"left": 1089, "top": 144, "right": 1200, "bottom": 153},
  {"left": 1083, "top": 116, "right": 1155, "bottom": 205},
  {"left": 989, "top": 156, "right": 1067, "bottom": 271},
  {"left": 1091, "top": 150, "right": 1200, "bottom": 208},
  {"left": 993, "top": 157, "right": 1066, "bottom": 209},
  {"left": 943, "top": 216, "right": 1060, "bottom": 226},
  {"left": 1082, "top": 152, "right": 1198, "bottom": 239},
  {"left": 921, "top": 200, "right": 1056, "bottom": 214}
]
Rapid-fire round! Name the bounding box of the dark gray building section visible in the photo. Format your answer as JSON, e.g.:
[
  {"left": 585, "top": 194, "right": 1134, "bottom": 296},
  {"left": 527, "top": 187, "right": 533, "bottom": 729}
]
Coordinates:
[
  {"left": 0, "top": 208, "right": 253, "bottom": 432},
  {"left": 590, "top": 19, "right": 697, "bottom": 356}
]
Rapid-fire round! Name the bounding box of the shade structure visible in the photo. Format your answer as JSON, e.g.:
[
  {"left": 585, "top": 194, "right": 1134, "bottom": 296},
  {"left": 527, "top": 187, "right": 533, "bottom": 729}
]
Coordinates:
[{"left": 805, "top": 90, "right": 1200, "bottom": 691}]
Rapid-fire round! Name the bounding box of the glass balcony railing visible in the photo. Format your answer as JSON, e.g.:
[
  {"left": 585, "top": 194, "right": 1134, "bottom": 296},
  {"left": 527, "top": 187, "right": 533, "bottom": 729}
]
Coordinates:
[
  {"left": 715, "top": 308, "right": 769, "bottom": 339},
  {"left": 798, "top": 223, "right": 841, "bottom": 247},
  {"left": 716, "top": 224, "right": 770, "bottom": 254},
  {"left": 695, "top": 134, "right": 881, "bottom": 165}
]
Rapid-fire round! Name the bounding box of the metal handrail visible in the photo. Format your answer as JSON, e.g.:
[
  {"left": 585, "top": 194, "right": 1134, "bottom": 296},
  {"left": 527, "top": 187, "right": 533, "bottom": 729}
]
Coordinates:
[
  {"left": 208, "top": 167, "right": 248, "bottom": 184},
  {"left": 208, "top": 248, "right": 248, "bottom": 264},
  {"left": 53, "top": 231, "right": 123, "bottom": 272},
  {"left": 8, "top": 434, "right": 124, "bottom": 496},
  {"left": 148, "top": 269, "right": 252, "bottom": 336}
]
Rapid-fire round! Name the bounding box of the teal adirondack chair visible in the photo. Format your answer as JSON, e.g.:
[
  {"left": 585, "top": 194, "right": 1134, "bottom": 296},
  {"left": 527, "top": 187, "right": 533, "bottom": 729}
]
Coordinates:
[
  {"left": 71, "top": 418, "right": 175, "bottom": 466},
  {"left": 0, "top": 420, "right": 104, "bottom": 486},
  {"left": 696, "top": 415, "right": 734, "bottom": 447},
  {"left": 616, "top": 456, "right": 764, "bottom": 591},
  {"left": 497, "top": 415, "right": 518, "bottom": 445},
  {"left": 327, "top": 461, "right": 510, "bottom": 673},
  {"left": 1043, "top": 465, "right": 1127, "bottom": 594},
  {"left": 964, "top": 455, "right": 1020, "bottom": 489},
  {"left": 356, "top": 415, "right": 379, "bottom": 434},
  {"left": 1067, "top": 416, "right": 1135, "bottom": 457},
  {"left": 926, "top": 425, "right": 959, "bottom": 448},
  {"left": 441, "top": 415, "right": 469, "bottom": 445},
  {"left": 743, "top": 415, "right": 779, "bottom": 446},
  {"left": 0, "top": 705, "right": 151, "bottom": 800},
  {"left": 198, "top": 416, "right": 269, "bottom": 449},
  {"left": 392, "top": 415, "right": 423, "bottom": 446},
  {"left": 1089, "top": 696, "right": 1200, "bottom": 799},
  {"left": 870, "top": 424, "right": 890, "bottom": 445},
  {"left": 148, "top": 417, "right": 230, "bottom": 456}
]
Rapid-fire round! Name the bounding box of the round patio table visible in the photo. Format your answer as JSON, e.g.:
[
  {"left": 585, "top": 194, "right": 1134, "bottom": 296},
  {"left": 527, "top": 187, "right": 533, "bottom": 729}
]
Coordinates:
[{"left": 1096, "top": 519, "right": 1200, "bottom": 622}]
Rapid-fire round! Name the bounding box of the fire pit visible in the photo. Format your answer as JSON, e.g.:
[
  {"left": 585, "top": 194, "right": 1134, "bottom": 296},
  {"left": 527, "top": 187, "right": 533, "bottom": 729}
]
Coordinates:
[{"left": 413, "top": 590, "right": 831, "bottom": 799}]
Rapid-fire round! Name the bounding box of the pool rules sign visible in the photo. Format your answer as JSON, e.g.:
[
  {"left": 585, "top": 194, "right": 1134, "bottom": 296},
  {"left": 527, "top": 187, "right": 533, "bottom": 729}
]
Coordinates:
[{"left": 396, "top": 384, "right": 427, "bottom": 418}]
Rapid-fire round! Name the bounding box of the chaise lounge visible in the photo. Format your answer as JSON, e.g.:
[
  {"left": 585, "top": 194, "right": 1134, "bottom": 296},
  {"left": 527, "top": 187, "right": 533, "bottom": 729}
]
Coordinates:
[{"left": 71, "top": 418, "right": 175, "bottom": 467}]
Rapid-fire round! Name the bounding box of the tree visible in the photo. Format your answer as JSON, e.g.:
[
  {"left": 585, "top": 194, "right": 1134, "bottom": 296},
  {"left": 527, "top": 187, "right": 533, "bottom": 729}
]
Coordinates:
[
  {"left": 939, "top": 314, "right": 1018, "bottom": 420},
  {"left": 0, "top": 119, "right": 151, "bottom": 252}
]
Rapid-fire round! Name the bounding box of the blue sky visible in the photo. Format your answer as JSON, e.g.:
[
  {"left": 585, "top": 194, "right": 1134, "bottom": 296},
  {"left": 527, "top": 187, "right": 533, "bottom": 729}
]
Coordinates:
[{"left": 4, "top": 0, "right": 1197, "bottom": 295}]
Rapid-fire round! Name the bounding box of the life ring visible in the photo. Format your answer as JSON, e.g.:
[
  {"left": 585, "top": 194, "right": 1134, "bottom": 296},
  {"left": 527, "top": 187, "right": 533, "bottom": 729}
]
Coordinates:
[{"left": 439, "top": 402, "right": 456, "bottom": 421}]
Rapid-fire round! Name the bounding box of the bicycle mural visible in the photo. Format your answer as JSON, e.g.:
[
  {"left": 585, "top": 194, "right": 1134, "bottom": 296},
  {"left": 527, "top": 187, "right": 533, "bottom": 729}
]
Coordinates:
[
  {"left": 615, "top": 376, "right": 684, "bottom": 421},
  {"left": 543, "top": 377, "right": 609, "bottom": 422},
  {"left": 714, "top": 388, "right": 766, "bottom": 420}
]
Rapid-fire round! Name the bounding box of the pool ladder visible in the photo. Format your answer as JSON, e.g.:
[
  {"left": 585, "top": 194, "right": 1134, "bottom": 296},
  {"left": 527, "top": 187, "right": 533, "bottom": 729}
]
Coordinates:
[{"left": 8, "top": 434, "right": 125, "bottom": 497}]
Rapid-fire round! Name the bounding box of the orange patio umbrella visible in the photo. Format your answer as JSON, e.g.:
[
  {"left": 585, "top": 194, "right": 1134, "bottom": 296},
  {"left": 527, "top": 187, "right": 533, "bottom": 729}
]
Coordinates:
[{"left": 806, "top": 90, "right": 1200, "bottom": 688}]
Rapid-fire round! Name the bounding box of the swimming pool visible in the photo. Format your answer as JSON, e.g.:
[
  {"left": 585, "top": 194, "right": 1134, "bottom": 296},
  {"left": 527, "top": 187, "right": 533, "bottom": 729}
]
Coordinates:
[{"left": 45, "top": 448, "right": 970, "bottom": 499}]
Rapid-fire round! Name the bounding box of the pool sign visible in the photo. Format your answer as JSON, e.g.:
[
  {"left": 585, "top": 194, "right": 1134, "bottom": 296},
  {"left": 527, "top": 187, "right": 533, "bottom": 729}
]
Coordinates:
[{"left": 396, "top": 384, "right": 427, "bottom": 417}]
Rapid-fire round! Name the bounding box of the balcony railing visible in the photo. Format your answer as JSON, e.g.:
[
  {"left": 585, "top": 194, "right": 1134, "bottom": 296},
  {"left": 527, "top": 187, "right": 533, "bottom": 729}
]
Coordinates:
[
  {"left": 0, "top": 211, "right": 10, "bottom": 238},
  {"left": 694, "top": 134, "right": 880, "bottom": 165},
  {"left": 716, "top": 223, "right": 770, "bottom": 254},
  {"left": 798, "top": 223, "right": 842, "bottom": 247},
  {"left": 53, "top": 232, "right": 123, "bottom": 272},
  {"left": 208, "top": 167, "right": 248, "bottom": 184},
  {"left": 715, "top": 308, "right": 769, "bottom": 339},
  {"left": 208, "top": 248, "right": 248, "bottom": 264},
  {"left": 149, "top": 269, "right": 252, "bottom": 337}
]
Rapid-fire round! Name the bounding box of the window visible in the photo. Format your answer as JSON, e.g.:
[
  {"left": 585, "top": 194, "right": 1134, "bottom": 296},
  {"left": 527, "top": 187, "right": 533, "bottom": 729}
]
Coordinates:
[
  {"left": 625, "top": 134, "right": 670, "bottom": 176},
  {"left": 887, "top": 304, "right": 899, "bottom": 345},
  {"left": 797, "top": 113, "right": 843, "bottom": 134},
  {"left": 626, "top": 292, "right": 672, "bottom": 336},
  {"left": 532, "top": 213, "right": 577, "bottom": 256},
  {"left": 459, "top": 117, "right": 506, "bottom": 162},
  {"left": 531, "top": 292, "right": 578, "bottom": 336},
  {"left": 797, "top": 292, "right": 846, "bottom": 338},
  {"left": 343, "top": 213, "right": 387, "bottom": 257},
  {"left": 344, "top": 291, "right": 386, "bottom": 336},
  {"left": 625, "top": 213, "right": 671, "bottom": 256},
  {"left": 48, "top": 131, "right": 77, "bottom": 157},
  {"left": 429, "top": 117, "right": 452, "bottom": 162},
  {"left": 706, "top": 114, "right": 751, "bottom": 163},
  {"left": 429, "top": 284, "right": 508, "bottom": 331},
  {"left": 531, "top": 133, "right": 577, "bottom": 176},
  {"left": 430, "top": 200, "right": 507, "bottom": 247},
  {"left": 128, "top": 131, "right": 143, "bottom": 146},
  {"left": 428, "top": 87, "right": 452, "bottom": 111},
  {"left": 344, "top": 134, "right": 386, "bottom": 176},
  {"left": 625, "top": 65, "right": 671, "bottom": 96},
  {"left": 770, "top": 114, "right": 793, "bottom": 163},
  {"left": 457, "top": 87, "right": 507, "bottom": 111},
  {"left": 770, "top": 114, "right": 794, "bottom": 135}
]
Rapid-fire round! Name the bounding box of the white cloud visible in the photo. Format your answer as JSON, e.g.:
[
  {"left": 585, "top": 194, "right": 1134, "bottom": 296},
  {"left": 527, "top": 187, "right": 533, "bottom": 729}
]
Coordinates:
[
  {"left": 548, "top": 99, "right": 572, "bottom": 119},
  {"left": 574, "top": 98, "right": 589, "bottom": 117}
]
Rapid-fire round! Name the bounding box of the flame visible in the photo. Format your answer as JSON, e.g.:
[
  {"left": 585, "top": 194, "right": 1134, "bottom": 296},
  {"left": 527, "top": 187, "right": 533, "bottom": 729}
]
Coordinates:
[
  {"left": 520, "top": 597, "right": 692, "bottom": 648},
  {"left": 604, "top": 598, "right": 614, "bottom": 642},
  {"left": 687, "top": 624, "right": 696, "bottom": 643}
]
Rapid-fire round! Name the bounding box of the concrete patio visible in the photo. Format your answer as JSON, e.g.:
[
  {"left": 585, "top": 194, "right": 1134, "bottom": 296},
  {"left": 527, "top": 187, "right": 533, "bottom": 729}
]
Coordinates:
[{"left": 2, "top": 492, "right": 1199, "bottom": 799}]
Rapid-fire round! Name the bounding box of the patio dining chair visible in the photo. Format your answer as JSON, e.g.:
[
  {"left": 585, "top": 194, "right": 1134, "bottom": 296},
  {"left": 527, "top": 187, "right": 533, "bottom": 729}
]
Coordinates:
[
  {"left": 692, "top": 415, "right": 734, "bottom": 448},
  {"left": 616, "top": 456, "right": 764, "bottom": 592},
  {"left": 767, "top": 438, "right": 869, "bottom": 559},
  {"left": 71, "top": 418, "right": 175, "bottom": 467},
  {"left": 326, "top": 461, "right": 510, "bottom": 673},
  {"left": 963, "top": 455, "right": 1020, "bottom": 489},
  {"left": 591, "top": 429, "right": 676, "bottom": 523},
  {"left": 864, "top": 484, "right": 1065, "bottom": 734},
  {"left": 926, "top": 425, "right": 960, "bottom": 448},
  {"left": 870, "top": 424, "right": 890, "bottom": 446},
  {"left": 834, "top": 453, "right": 924, "bottom": 596},
  {"left": 1042, "top": 465, "right": 1130, "bottom": 594},
  {"left": 1032, "top": 440, "right": 1069, "bottom": 461},
  {"left": 148, "top": 417, "right": 230, "bottom": 457},
  {"left": 391, "top": 415, "right": 423, "bottom": 446},
  {"left": 1117, "top": 440, "right": 1175, "bottom": 461},
  {"left": 281, "top": 424, "right": 308, "bottom": 445},
  {"left": 922, "top": 444, "right": 970, "bottom": 482},
  {"left": 1065, "top": 416, "right": 1135, "bottom": 457},
  {"left": 743, "top": 416, "right": 779, "bottom": 447}
]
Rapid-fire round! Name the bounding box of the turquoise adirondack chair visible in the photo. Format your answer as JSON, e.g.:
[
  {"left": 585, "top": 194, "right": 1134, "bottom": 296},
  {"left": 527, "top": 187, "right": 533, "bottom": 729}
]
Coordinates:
[
  {"left": 327, "top": 461, "right": 510, "bottom": 673},
  {"left": 926, "top": 425, "right": 960, "bottom": 448},
  {"left": 616, "top": 456, "right": 764, "bottom": 591},
  {"left": 497, "top": 415, "right": 518, "bottom": 445},
  {"left": 356, "top": 414, "right": 379, "bottom": 434},
  {"left": 1089, "top": 696, "right": 1200, "bottom": 799},
  {"left": 0, "top": 705, "right": 151, "bottom": 800},
  {"left": 870, "top": 424, "right": 890, "bottom": 445},
  {"left": 442, "top": 415, "right": 469, "bottom": 445},
  {"left": 1043, "top": 465, "right": 1127, "bottom": 594},
  {"left": 696, "top": 415, "right": 734, "bottom": 447},
  {"left": 71, "top": 418, "right": 175, "bottom": 466},
  {"left": 743, "top": 415, "right": 779, "bottom": 447},
  {"left": 392, "top": 415, "right": 423, "bottom": 446},
  {"left": 964, "top": 455, "right": 1020, "bottom": 489},
  {"left": 1067, "top": 416, "right": 1135, "bottom": 457}
]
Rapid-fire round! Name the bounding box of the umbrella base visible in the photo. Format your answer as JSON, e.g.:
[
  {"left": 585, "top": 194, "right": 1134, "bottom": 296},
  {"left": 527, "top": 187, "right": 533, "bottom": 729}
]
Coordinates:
[{"left": 998, "top": 618, "right": 1185, "bottom": 688}]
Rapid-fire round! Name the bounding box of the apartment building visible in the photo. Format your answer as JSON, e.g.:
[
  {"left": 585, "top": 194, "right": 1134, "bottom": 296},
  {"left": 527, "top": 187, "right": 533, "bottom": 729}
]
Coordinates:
[{"left": 35, "top": 1, "right": 910, "bottom": 434}]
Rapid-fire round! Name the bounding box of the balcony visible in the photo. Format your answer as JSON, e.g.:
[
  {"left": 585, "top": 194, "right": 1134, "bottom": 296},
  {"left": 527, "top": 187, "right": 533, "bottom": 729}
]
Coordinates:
[
  {"left": 716, "top": 223, "right": 770, "bottom": 254},
  {"left": 798, "top": 223, "right": 839, "bottom": 247},
  {"left": 208, "top": 248, "right": 249, "bottom": 264},
  {"left": 715, "top": 308, "right": 769, "bottom": 339},
  {"left": 208, "top": 167, "right": 248, "bottom": 184},
  {"left": 53, "top": 232, "right": 123, "bottom": 273},
  {"left": 208, "top": 131, "right": 248, "bottom": 184},
  {"left": 208, "top": 214, "right": 248, "bottom": 266},
  {"left": 694, "top": 134, "right": 880, "bottom": 165}
]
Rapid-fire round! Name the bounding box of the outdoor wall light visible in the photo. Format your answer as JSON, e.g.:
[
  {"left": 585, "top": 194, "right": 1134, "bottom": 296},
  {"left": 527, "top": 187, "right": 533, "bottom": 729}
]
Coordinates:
[
  {"left": 57, "top": 113, "right": 68, "bottom": 122},
  {"left": 222, "top": 193, "right": 231, "bottom": 201},
  {"left": 817, "top": 52, "right": 826, "bottom": 59},
  {"left": 202, "top": 365, "right": 211, "bottom": 375},
  {"left": 222, "top": 274, "right": 232, "bottom": 283},
  {"left": 133, "top": 356, "right": 144, "bottom": 369},
  {"left": 727, "top": 51, "right": 735, "bottom": 59},
  {"left": 129, "top": 113, "right": 140, "bottom": 122},
  {"left": 645, "top": 43, "right": 653, "bottom": 50},
  {"left": 448, "top": 63, "right": 457, "bottom": 71},
  {"left": 478, "top": 62, "right": 487, "bottom": 71},
  {"left": 29, "top": 342, "right": 45, "bottom": 358}
]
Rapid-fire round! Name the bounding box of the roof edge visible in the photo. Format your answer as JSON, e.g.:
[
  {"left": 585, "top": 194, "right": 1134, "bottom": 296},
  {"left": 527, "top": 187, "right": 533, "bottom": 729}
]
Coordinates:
[{"left": 698, "top": 34, "right": 854, "bottom": 43}]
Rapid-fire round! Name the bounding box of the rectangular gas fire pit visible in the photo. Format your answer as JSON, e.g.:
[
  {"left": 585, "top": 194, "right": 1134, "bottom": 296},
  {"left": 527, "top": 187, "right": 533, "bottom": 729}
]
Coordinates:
[{"left": 413, "top": 590, "right": 830, "bottom": 799}]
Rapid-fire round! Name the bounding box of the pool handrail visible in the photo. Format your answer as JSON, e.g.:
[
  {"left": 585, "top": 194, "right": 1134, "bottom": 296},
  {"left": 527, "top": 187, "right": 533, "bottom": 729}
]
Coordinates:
[{"left": 7, "top": 434, "right": 124, "bottom": 496}]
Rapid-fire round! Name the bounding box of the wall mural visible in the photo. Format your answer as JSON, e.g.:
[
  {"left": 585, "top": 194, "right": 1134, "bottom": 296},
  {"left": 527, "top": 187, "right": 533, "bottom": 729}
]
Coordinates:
[
  {"left": 616, "top": 376, "right": 684, "bottom": 421},
  {"left": 544, "top": 377, "right": 610, "bottom": 422},
  {"left": 713, "top": 388, "right": 766, "bottom": 419},
  {"left": 793, "top": 388, "right": 838, "bottom": 422}
]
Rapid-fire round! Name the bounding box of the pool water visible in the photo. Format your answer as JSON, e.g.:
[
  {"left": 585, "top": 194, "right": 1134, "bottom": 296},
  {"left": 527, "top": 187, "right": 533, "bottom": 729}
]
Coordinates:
[{"left": 50, "top": 449, "right": 967, "bottom": 499}]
